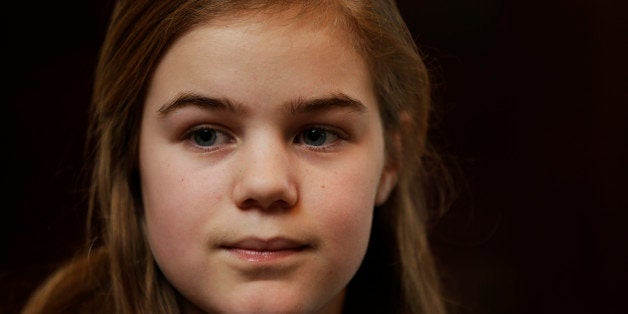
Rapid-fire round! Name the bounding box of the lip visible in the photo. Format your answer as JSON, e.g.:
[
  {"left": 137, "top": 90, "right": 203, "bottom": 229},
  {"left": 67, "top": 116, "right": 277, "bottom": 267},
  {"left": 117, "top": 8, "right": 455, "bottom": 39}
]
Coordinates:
[{"left": 220, "top": 237, "right": 311, "bottom": 263}]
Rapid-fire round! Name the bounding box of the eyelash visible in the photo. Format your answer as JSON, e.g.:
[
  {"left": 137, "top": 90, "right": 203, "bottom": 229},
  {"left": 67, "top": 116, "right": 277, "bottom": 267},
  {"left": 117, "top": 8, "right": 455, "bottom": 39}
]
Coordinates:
[
  {"left": 183, "top": 125, "right": 235, "bottom": 151},
  {"left": 182, "top": 125, "right": 347, "bottom": 152},
  {"left": 294, "top": 126, "right": 345, "bottom": 152}
]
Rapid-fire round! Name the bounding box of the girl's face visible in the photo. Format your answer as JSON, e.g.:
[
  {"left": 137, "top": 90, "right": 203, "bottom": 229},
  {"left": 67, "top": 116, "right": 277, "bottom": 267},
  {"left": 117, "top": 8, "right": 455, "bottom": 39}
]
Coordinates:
[{"left": 139, "top": 11, "right": 395, "bottom": 313}]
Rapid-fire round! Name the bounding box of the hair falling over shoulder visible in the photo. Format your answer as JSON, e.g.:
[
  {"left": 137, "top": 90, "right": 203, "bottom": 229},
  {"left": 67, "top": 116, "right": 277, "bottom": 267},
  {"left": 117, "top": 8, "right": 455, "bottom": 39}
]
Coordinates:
[{"left": 23, "top": 1, "right": 452, "bottom": 313}]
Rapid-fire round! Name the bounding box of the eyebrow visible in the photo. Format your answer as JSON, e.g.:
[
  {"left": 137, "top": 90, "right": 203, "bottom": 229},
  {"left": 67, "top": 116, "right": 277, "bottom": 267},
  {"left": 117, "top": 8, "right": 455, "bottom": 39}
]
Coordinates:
[
  {"left": 157, "top": 93, "right": 245, "bottom": 116},
  {"left": 157, "top": 92, "right": 367, "bottom": 116},
  {"left": 287, "top": 93, "right": 367, "bottom": 115}
]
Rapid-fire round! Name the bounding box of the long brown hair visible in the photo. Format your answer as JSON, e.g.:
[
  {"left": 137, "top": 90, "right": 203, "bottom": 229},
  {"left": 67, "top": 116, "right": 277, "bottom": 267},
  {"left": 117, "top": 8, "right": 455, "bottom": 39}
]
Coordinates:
[{"left": 23, "top": 1, "right": 449, "bottom": 313}]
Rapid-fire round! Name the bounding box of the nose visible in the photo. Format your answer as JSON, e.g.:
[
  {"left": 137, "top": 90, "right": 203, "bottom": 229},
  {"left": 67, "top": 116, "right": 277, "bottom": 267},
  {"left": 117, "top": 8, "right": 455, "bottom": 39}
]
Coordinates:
[{"left": 232, "top": 138, "right": 298, "bottom": 212}]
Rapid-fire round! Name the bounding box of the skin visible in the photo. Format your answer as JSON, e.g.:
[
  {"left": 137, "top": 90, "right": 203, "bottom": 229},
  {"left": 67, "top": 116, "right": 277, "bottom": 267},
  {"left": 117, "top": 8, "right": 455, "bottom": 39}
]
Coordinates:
[{"left": 139, "top": 10, "right": 396, "bottom": 314}]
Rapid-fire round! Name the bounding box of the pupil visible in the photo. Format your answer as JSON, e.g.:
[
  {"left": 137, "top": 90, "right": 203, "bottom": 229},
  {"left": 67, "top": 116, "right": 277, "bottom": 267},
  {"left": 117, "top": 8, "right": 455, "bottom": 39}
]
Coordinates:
[
  {"left": 305, "top": 129, "right": 326, "bottom": 146},
  {"left": 194, "top": 129, "right": 216, "bottom": 146}
]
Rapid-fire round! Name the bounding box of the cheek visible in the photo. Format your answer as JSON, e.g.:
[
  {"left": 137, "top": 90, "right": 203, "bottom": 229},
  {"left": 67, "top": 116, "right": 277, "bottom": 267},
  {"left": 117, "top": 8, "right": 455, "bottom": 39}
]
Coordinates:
[
  {"left": 325, "top": 179, "right": 375, "bottom": 228},
  {"left": 139, "top": 150, "right": 226, "bottom": 276},
  {"left": 305, "top": 159, "right": 383, "bottom": 280}
]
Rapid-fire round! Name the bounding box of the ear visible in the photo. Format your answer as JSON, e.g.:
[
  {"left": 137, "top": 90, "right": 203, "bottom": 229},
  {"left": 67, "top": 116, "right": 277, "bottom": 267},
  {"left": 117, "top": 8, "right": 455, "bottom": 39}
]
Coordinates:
[
  {"left": 375, "top": 124, "right": 403, "bottom": 206},
  {"left": 375, "top": 166, "right": 398, "bottom": 206}
]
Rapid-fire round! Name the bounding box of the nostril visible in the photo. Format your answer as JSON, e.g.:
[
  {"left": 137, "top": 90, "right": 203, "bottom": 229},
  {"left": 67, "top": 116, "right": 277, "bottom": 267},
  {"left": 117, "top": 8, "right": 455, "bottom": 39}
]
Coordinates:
[{"left": 239, "top": 198, "right": 293, "bottom": 212}]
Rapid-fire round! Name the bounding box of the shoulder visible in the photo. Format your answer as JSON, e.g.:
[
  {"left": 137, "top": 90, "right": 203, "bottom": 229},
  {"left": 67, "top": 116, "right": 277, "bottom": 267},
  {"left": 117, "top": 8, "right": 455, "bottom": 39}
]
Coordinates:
[{"left": 21, "top": 247, "right": 113, "bottom": 314}]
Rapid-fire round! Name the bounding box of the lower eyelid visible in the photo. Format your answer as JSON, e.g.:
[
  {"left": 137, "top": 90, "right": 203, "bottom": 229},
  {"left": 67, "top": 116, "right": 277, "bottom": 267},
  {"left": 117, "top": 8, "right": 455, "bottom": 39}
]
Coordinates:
[{"left": 302, "top": 140, "right": 345, "bottom": 153}]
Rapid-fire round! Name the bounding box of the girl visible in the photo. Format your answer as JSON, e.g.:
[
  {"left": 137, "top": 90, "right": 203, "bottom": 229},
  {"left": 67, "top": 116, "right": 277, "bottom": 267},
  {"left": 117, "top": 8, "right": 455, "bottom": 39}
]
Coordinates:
[{"left": 23, "top": 0, "right": 449, "bottom": 313}]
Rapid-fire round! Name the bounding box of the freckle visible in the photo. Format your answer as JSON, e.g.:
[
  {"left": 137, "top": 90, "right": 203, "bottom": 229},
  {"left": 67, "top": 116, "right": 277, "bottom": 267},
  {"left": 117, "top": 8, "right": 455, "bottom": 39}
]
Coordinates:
[{"left": 321, "top": 185, "right": 325, "bottom": 189}]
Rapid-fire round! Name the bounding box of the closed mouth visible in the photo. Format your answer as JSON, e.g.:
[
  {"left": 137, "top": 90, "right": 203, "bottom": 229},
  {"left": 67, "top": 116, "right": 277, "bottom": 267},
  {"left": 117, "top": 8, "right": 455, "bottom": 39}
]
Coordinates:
[{"left": 220, "top": 237, "right": 312, "bottom": 262}]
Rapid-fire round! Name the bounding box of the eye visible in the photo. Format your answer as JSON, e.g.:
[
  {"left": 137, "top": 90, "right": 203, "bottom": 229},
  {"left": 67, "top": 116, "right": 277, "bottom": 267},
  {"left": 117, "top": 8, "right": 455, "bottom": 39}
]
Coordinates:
[
  {"left": 296, "top": 127, "right": 340, "bottom": 147},
  {"left": 188, "top": 127, "right": 232, "bottom": 148}
]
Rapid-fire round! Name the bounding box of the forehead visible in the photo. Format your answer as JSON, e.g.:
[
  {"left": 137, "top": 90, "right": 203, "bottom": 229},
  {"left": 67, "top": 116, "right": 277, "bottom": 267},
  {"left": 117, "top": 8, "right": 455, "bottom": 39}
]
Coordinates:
[
  {"left": 146, "top": 8, "right": 375, "bottom": 111},
  {"left": 200, "top": 4, "right": 358, "bottom": 49}
]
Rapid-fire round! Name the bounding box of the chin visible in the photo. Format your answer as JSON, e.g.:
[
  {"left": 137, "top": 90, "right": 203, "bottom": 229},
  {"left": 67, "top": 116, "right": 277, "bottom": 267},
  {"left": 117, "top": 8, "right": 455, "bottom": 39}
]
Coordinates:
[
  {"left": 226, "top": 290, "right": 314, "bottom": 313},
  {"left": 204, "top": 297, "right": 309, "bottom": 314},
  {"left": 226, "top": 300, "right": 307, "bottom": 314},
  {"left": 196, "top": 284, "right": 343, "bottom": 314}
]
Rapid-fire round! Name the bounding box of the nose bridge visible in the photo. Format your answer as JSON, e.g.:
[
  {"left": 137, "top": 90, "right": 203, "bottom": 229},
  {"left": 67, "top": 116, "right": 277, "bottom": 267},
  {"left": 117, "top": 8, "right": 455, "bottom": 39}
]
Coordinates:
[{"left": 233, "top": 130, "right": 297, "bottom": 211}]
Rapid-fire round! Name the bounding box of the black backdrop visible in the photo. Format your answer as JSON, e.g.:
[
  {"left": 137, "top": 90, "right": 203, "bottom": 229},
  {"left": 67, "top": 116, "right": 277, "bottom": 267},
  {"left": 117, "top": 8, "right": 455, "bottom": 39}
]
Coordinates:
[{"left": 2, "top": 1, "right": 626, "bottom": 313}]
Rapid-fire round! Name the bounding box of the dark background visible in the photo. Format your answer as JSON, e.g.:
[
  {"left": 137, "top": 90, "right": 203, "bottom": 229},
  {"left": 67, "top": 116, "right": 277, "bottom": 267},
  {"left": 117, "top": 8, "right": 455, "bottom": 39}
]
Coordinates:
[{"left": 2, "top": 0, "right": 626, "bottom": 313}]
